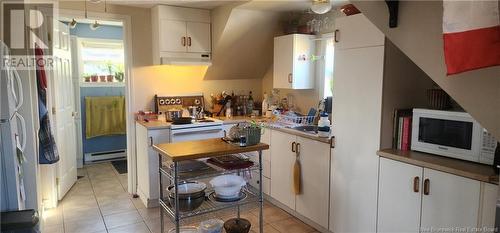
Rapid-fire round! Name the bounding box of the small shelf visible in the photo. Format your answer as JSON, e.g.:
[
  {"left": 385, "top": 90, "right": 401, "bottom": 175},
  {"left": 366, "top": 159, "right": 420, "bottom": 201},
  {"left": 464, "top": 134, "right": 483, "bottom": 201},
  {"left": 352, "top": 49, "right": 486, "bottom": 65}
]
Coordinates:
[
  {"left": 160, "top": 157, "right": 261, "bottom": 182},
  {"left": 160, "top": 186, "right": 260, "bottom": 221},
  {"left": 80, "top": 82, "right": 125, "bottom": 87}
]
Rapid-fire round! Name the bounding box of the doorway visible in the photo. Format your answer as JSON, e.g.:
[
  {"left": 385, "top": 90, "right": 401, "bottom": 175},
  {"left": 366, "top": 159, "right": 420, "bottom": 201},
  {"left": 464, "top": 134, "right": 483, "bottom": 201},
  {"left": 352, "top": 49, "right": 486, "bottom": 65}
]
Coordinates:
[{"left": 41, "top": 9, "right": 135, "bottom": 209}]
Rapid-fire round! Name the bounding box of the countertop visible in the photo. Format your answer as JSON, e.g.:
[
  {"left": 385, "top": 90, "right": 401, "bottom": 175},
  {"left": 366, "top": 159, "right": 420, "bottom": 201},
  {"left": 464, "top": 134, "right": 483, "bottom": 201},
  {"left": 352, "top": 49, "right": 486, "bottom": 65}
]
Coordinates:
[
  {"left": 378, "top": 149, "right": 499, "bottom": 185},
  {"left": 136, "top": 120, "right": 172, "bottom": 129},
  {"left": 153, "top": 138, "right": 269, "bottom": 162},
  {"left": 137, "top": 116, "right": 333, "bottom": 145}
]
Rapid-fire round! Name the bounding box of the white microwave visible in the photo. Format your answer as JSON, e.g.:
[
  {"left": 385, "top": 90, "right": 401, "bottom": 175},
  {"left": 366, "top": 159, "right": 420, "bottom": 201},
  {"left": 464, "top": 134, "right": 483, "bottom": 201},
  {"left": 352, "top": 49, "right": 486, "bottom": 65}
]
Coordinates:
[{"left": 411, "top": 108, "right": 497, "bottom": 165}]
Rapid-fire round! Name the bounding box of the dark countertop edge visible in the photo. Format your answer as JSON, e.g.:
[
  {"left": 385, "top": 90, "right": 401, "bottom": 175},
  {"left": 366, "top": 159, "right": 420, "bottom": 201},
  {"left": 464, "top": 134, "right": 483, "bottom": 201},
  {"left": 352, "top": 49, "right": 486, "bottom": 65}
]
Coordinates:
[{"left": 377, "top": 149, "right": 498, "bottom": 185}]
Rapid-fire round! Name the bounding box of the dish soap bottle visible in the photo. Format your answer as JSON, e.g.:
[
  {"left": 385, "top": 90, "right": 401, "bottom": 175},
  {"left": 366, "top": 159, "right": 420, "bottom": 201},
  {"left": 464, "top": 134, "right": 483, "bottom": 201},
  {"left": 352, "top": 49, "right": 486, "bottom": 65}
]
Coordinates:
[{"left": 317, "top": 112, "right": 331, "bottom": 138}]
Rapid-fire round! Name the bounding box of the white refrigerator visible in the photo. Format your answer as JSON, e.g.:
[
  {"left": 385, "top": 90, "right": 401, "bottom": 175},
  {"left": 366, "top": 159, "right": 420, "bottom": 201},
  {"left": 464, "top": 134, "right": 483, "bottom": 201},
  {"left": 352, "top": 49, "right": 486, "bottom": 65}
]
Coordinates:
[{"left": 1, "top": 41, "right": 27, "bottom": 211}]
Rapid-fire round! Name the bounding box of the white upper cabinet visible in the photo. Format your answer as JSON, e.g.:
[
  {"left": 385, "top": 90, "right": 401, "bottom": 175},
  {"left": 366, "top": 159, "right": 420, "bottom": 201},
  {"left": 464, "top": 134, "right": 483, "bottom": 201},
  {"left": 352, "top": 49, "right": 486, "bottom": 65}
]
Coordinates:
[
  {"left": 273, "top": 34, "right": 315, "bottom": 89},
  {"left": 334, "top": 14, "right": 385, "bottom": 50},
  {"left": 159, "top": 20, "right": 187, "bottom": 53},
  {"left": 186, "top": 22, "right": 211, "bottom": 53},
  {"left": 152, "top": 5, "right": 211, "bottom": 65}
]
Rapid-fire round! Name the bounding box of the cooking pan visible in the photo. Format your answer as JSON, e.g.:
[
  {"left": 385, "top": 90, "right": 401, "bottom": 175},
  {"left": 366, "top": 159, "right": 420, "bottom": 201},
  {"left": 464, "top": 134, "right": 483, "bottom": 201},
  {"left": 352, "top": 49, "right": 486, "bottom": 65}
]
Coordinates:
[{"left": 172, "top": 117, "right": 193, "bottom": 125}]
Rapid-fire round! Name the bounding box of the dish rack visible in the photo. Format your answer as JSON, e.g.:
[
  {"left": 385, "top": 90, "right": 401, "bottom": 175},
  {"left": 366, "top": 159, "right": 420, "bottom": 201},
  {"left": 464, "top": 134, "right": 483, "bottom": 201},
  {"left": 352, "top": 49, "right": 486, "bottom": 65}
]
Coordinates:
[
  {"left": 273, "top": 113, "right": 317, "bottom": 128},
  {"left": 157, "top": 151, "right": 265, "bottom": 233}
]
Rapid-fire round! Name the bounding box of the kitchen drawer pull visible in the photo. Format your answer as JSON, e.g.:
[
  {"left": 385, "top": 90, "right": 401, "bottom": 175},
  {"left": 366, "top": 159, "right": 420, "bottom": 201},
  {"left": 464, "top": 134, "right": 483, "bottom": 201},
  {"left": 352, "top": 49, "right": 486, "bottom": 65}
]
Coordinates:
[
  {"left": 292, "top": 142, "right": 296, "bottom": 152},
  {"left": 288, "top": 73, "right": 293, "bottom": 83},
  {"left": 423, "top": 178, "right": 430, "bottom": 195},
  {"left": 413, "top": 176, "right": 420, "bottom": 193},
  {"left": 334, "top": 29, "right": 340, "bottom": 43},
  {"left": 181, "top": 37, "right": 186, "bottom": 46}
]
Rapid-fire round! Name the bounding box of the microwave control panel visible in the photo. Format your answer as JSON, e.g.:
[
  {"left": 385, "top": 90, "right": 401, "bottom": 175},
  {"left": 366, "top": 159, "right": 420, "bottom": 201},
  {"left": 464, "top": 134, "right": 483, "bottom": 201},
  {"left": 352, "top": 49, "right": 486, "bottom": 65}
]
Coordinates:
[{"left": 480, "top": 130, "right": 497, "bottom": 163}]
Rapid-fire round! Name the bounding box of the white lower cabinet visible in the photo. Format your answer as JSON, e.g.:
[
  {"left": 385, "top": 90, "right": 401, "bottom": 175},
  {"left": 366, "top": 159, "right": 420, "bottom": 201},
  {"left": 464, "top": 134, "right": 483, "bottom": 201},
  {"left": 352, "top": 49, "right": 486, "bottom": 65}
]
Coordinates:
[
  {"left": 270, "top": 130, "right": 331, "bottom": 229},
  {"left": 377, "top": 158, "right": 423, "bottom": 233},
  {"left": 295, "top": 137, "right": 330, "bottom": 229},
  {"left": 421, "top": 169, "right": 480, "bottom": 232},
  {"left": 136, "top": 123, "right": 170, "bottom": 207},
  {"left": 378, "top": 157, "right": 494, "bottom": 233},
  {"left": 270, "top": 130, "right": 296, "bottom": 209}
]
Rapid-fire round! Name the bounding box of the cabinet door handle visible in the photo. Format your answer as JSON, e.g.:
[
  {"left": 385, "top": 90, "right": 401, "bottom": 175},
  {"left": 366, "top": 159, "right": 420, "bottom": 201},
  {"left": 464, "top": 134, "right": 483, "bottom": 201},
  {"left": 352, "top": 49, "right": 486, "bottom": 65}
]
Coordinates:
[
  {"left": 423, "top": 178, "right": 430, "bottom": 195},
  {"left": 181, "top": 37, "right": 186, "bottom": 46},
  {"left": 288, "top": 73, "right": 293, "bottom": 83},
  {"left": 334, "top": 29, "right": 340, "bottom": 43},
  {"left": 292, "top": 142, "right": 296, "bottom": 152},
  {"left": 413, "top": 176, "right": 420, "bottom": 193},
  {"left": 149, "top": 137, "right": 153, "bottom": 146},
  {"left": 296, "top": 143, "right": 301, "bottom": 155},
  {"left": 187, "top": 37, "right": 192, "bottom": 46}
]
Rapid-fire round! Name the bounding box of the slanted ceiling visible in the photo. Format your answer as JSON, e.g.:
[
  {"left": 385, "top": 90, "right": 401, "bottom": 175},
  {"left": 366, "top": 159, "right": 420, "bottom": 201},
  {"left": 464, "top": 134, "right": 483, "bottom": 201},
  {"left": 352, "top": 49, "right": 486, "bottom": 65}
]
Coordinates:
[
  {"left": 351, "top": 1, "right": 500, "bottom": 139},
  {"left": 204, "top": 3, "right": 283, "bottom": 80}
]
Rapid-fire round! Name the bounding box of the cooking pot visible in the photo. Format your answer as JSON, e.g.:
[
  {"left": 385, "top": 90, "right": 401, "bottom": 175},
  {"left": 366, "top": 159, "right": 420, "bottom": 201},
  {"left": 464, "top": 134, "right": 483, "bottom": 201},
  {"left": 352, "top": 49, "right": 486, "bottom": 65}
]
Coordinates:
[
  {"left": 223, "top": 218, "right": 251, "bottom": 233},
  {"left": 165, "top": 109, "right": 182, "bottom": 122}
]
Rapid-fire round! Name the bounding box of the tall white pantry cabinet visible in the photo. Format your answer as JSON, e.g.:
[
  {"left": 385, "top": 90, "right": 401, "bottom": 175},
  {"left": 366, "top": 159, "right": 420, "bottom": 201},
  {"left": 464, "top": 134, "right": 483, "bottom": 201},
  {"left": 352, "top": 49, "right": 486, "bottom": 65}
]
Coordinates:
[{"left": 330, "top": 13, "right": 385, "bottom": 233}]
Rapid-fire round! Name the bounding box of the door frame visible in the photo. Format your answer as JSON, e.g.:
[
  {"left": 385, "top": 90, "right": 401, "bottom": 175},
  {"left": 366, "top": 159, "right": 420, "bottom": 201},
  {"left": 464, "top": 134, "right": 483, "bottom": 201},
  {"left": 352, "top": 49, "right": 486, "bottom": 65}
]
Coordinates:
[{"left": 58, "top": 9, "right": 137, "bottom": 195}]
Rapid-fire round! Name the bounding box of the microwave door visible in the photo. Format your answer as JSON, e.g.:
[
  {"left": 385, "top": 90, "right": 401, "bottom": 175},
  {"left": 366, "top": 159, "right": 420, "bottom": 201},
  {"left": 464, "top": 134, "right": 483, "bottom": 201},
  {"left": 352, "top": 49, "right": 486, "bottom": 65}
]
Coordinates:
[{"left": 418, "top": 117, "right": 474, "bottom": 150}]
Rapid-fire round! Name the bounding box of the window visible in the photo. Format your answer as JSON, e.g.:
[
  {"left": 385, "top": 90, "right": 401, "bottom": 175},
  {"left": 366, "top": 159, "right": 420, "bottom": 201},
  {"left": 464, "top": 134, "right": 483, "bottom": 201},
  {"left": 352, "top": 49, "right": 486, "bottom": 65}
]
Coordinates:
[
  {"left": 80, "top": 39, "right": 125, "bottom": 82},
  {"left": 323, "top": 37, "right": 334, "bottom": 98}
]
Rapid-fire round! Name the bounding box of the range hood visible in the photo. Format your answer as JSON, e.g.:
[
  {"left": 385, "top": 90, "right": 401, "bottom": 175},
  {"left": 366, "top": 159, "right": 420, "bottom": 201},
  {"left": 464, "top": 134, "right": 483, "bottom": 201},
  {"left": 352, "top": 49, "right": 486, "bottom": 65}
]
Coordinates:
[{"left": 159, "top": 52, "right": 212, "bottom": 66}]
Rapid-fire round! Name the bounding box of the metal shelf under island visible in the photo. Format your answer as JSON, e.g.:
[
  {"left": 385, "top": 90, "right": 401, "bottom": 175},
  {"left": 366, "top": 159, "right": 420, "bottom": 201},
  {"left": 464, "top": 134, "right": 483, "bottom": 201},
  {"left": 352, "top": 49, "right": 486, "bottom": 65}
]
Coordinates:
[{"left": 153, "top": 138, "right": 270, "bottom": 233}]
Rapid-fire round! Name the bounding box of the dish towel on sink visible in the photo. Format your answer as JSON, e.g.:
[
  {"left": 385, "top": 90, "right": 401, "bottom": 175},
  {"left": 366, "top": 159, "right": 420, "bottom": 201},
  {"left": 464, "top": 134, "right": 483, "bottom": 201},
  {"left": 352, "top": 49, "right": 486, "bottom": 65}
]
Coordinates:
[
  {"left": 293, "top": 146, "right": 301, "bottom": 195},
  {"left": 85, "top": 96, "right": 126, "bottom": 139}
]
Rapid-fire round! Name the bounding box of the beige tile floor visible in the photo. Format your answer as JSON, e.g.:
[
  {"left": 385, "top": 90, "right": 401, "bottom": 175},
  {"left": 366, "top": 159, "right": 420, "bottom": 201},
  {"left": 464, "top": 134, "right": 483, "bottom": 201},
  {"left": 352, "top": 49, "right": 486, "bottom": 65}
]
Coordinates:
[{"left": 41, "top": 162, "right": 318, "bottom": 233}]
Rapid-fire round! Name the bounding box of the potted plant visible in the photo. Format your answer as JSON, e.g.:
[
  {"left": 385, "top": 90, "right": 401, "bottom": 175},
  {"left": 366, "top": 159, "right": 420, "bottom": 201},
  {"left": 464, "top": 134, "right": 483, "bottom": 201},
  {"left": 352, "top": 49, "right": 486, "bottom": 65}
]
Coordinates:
[
  {"left": 105, "top": 60, "right": 115, "bottom": 82},
  {"left": 83, "top": 73, "right": 91, "bottom": 82},
  {"left": 91, "top": 74, "right": 98, "bottom": 82},
  {"left": 99, "top": 75, "right": 106, "bottom": 82},
  {"left": 114, "top": 64, "right": 125, "bottom": 82}
]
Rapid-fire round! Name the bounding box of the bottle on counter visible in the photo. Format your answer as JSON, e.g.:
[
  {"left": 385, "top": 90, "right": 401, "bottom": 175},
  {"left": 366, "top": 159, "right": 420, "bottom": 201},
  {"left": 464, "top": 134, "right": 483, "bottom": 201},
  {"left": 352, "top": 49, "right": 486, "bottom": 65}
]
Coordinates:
[
  {"left": 247, "top": 91, "right": 254, "bottom": 116},
  {"left": 262, "top": 92, "right": 269, "bottom": 117},
  {"left": 225, "top": 100, "right": 233, "bottom": 118},
  {"left": 317, "top": 112, "right": 331, "bottom": 138}
]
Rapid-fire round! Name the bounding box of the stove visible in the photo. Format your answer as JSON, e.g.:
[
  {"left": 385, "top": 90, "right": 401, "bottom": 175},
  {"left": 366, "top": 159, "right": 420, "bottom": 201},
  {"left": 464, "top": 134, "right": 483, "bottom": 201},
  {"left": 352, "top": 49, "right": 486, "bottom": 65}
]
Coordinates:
[{"left": 155, "top": 94, "right": 224, "bottom": 142}]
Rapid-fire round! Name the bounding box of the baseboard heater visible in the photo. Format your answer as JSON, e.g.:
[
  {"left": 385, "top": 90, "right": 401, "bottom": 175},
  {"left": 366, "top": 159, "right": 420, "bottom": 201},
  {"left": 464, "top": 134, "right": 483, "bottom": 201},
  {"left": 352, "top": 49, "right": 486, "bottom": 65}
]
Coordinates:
[{"left": 84, "top": 149, "right": 126, "bottom": 164}]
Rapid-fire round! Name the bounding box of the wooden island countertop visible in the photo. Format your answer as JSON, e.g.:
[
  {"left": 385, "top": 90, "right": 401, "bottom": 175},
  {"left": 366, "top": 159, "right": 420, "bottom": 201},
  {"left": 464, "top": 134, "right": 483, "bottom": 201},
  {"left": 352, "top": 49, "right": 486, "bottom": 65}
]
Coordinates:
[{"left": 153, "top": 138, "right": 269, "bottom": 162}]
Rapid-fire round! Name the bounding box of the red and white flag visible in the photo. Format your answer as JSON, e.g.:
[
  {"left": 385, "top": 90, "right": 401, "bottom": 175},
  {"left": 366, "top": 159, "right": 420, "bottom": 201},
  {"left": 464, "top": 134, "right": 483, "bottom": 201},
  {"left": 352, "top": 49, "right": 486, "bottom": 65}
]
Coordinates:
[{"left": 443, "top": 0, "right": 500, "bottom": 75}]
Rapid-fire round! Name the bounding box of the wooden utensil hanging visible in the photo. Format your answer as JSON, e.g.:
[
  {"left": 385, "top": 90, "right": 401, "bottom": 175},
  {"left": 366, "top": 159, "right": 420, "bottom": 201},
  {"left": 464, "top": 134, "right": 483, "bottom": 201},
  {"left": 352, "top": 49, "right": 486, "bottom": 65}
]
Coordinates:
[{"left": 293, "top": 143, "right": 302, "bottom": 195}]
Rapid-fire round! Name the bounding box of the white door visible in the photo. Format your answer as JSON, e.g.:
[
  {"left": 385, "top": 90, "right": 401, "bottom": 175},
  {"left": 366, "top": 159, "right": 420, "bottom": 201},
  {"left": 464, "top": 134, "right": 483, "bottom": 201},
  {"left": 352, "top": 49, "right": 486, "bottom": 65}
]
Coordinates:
[
  {"left": 377, "top": 158, "right": 423, "bottom": 233},
  {"left": 51, "top": 21, "right": 77, "bottom": 200},
  {"left": 421, "top": 168, "right": 481, "bottom": 232},
  {"left": 273, "top": 35, "right": 294, "bottom": 89},
  {"left": 186, "top": 22, "right": 210, "bottom": 53},
  {"left": 295, "top": 137, "right": 330, "bottom": 229},
  {"left": 329, "top": 47, "right": 384, "bottom": 232},
  {"left": 270, "top": 130, "right": 296, "bottom": 209},
  {"left": 334, "top": 14, "right": 385, "bottom": 50},
  {"left": 159, "top": 20, "right": 187, "bottom": 52}
]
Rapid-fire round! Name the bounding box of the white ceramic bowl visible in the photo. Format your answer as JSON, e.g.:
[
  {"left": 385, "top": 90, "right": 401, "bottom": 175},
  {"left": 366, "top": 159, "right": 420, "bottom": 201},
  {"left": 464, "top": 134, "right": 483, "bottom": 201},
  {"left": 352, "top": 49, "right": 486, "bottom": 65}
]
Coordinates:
[{"left": 209, "top": 175, "right": 246, "bottom": 198}]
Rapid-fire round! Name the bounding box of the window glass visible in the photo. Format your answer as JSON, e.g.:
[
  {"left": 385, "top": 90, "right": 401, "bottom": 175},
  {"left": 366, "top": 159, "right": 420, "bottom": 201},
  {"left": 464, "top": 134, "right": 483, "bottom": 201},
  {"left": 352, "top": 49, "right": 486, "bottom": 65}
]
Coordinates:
[
  {"left": 323, "top": 38, "right": 334, "bottom": 98},
  {"left": 80, "top": 40, "right": 124, "bottom": 81}
]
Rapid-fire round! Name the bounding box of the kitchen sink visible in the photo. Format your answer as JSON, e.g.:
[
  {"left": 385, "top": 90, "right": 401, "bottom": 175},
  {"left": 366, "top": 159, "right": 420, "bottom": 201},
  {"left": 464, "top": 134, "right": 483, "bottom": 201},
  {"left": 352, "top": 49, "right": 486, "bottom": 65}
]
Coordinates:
[{"left": 291, "top": 125, "right": 318, "bottom": 134}]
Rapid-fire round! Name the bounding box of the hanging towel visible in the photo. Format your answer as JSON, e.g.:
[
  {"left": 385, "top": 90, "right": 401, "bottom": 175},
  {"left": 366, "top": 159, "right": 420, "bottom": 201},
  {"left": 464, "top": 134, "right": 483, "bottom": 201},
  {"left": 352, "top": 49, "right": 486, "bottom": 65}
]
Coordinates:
[
  {"left": 35, "top": 44, "right": 59, "bottom": 164},
  {"left": 85, "top": 96, "right": 126, "bottom": 139}
]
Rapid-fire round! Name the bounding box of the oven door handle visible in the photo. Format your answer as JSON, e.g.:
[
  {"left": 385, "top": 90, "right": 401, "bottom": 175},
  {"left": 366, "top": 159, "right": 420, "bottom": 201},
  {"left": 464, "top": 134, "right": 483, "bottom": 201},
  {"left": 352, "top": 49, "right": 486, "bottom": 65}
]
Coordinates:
[{"left": 171, "top": 129, "right": 223, "bottom": 136}]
